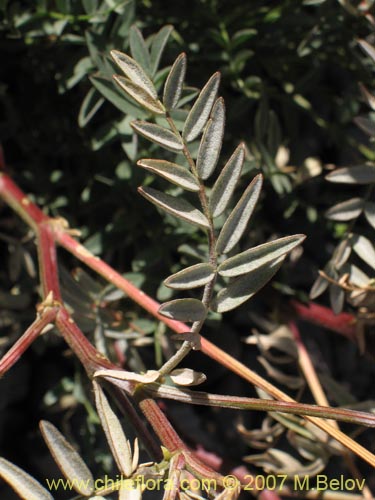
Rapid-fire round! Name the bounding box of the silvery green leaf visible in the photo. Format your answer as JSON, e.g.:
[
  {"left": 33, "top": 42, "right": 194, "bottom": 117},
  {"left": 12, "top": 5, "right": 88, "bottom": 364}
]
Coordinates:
[
  {"left": 119, "top": 487, "right": 142, "bottom": 500},
  {"left": 216, "top": 174, "right": 263, "bottom": 255},
  {"left": 326, "top": 165, "right": 375, "bottom": 184},
  {"left": 110, "top": 50, "right": 157, "bottom": 99},
  {"left": 129, "top": 25, "right": 151, "bottom": 75},
  {"left": 364, "top": 201, "right": 375, "bottom": 229},
  {"left": 163, "top": 53, "right": 187, "bottom": 109},
  {"left": 349, "top": 265, "right": 370, "bottom": 287},
  {"left": 333, "top": 239, "right": 351, "bottom": 269},
  {"left": 158, "top": 298, "right": 206, "bottom": 322},
  {"left": 0, "top": 458, "right": 53, "bottom": 500},
  {"left": 209, "top": 143, "right": 245, "bottom": 218},
  {"left": 164, "top": 263, "right": 215, "bottom": 289},
  {"left": 150, "top": 25, "right": 174, "bottom": 76},
  {"left": 196, "top": 97, "right": 225, "bottom": 179},
  {"left": 137, "top": 159, "right": 200, "bottom": 191},
  {"left": 329, "top": 284, "right": 345, "bottom": 315},
  {"left": 131, "top": 121, "right": 183, "bottom": 151},
  {"left": 310, "top": 274, "right": 329, "bottom": 299},
  {"left": 354, "top": 116, "right": 375, "bottom": 137},
  {"left": 358, "top": 39, "right": 375, "bottom": 63},
  {"left": 39, "top": 421, "right": 94, "bottom": 496},
  {"left": 212, "top": 256, "right": 285, "bottom": 313},
  {"left": 182, "top": 72, "right": 221, "bottom": 142},
  {"left": 325, "top": 198, "right": 364, "bottom": 221},
  {"left": 113, "top": 76, "right": 165, "bottom": 115},
  {"left": 138, "top": 187, "right": 210, "bottom": 229},
  {"left": 93, "top": 381, "right": 134, "bottom": 477},
  {"left": 218, "top": 234, "right": 305, "bottom": 277},
  {"left": 351, "top": 233, "right": 375, "bottom": 270},
  {"left": 170, "top": 368, "right": 207, "bottom": 386}
]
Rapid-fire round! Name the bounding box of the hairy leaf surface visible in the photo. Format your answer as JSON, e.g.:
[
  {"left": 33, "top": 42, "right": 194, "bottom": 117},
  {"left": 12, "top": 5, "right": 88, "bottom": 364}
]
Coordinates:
[
  {"left": 113, "top": 76, "right": 165, "bottom": 114},
  {"left": 150, "top": 25, "right": 174, "bottom": 76},
  {"left": 182, "top": 72, "right": 220, "bottom": 142},
  {"left": 110, "top": 50, "right": 157, "bottom": 99},
  {"left": 138, "top": 187, "right": 209, "bottom": 228},
  {"left": 131, "top": 121, "right": 183, "bottom": 151},
  {"left": 216, "top": 174, "right": 263, "bottom": 254},
  {"left": 0, "top": 458, "right": 53, "bottom": 500},
  {"left": 164, "top": 263, "right": 215, "bottom": 289},
  {"left": 212, "top": 257, "right": 285, "bottom": 312},
  {"left": 326, "top": 165, "right": 375, "bottom": 184},
  {"left": 39, "top": 421, "right": 94, "bottom": 496},
  {"left": 196, "top": 97, "right": 225, "bottom": 179},
  {"left": 163, "top": 53, "right": 187, "bottom": 110},
  {"left": 159, "top": 298, "right": 206, "bottom": 322},
  {"left": 209, "top": 143, "right": 245, "bottom": 218},
  {"left": 129, "top": 25, "right": 151, "bottom": 75},
  {"left": 351, "top": 233, "right": 375, "bottom": 270},
  {"left": 218, "top": 234, "right": 305, "bottom": 277},
  {"left": 325, "top": 198, "right": 364, "bottom": 221},
  {"left": 137, "top": 159, "right": 199, "bottom": 191}
]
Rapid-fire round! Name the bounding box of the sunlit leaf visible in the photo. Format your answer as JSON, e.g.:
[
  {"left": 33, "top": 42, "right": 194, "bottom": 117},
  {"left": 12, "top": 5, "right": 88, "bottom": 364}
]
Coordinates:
[
  {"left": 329, "top": 284, "right": 345, "bottom": 315},
  {"left": 364, "top": 201, "right": 375, "bottom": 229},
  {"left": 129, "top": 25, "right": 151, "bottom": 75},
  {"left": 212, "top": 256, "right": 285, "bottom": 312},
  {"left": 325, "top": 197, "right": 364, "bottom": 221},
  {"left": 164, "top": 263, "right": 215, "bottom": 289},
  {"left": 158, "top": 298, "right": 206, "bottom": 322},
  {"left": 218, "top": 234, "right": 305, "bottom": 277},
  {"left": 163, "top": 53, "right": 187, "bottom": 110},
  {"left": 209, "top": 143, "right": 245, "bottom": 218},
  {"left": 150, "top": 25, "right": 174, "bottom": 76},
  {"left": 351, "top": 233, "right": 375, "bottom": 270},
  {"left": 170, "top": 368, "right": 207, "bottom": 386},
  {"left": 137, "top": 159, "right": 199, "bottom": 191},
  {"left": 39, "top": 421, "right": 94, "bottom": 496},
  {"left": 90, "top": 75, "right": 147, "bottom": 117},
  {"left": 93, "top": 381, "right": 134, "bottom": 477},
  {"left": 326, "top": 165, "right": 375, "bottom": 184},
  {"left": 110, "top": 50, "right": 157, "bottom": 99},
  {"left": 182, "top": 72, "right": 221, "bottom": 142},
  {"left": 131, "top": 121, "right": 183, "bottom": 151},
  {"left": 354, "top": 116, "right": 375, "bottom": 137},
  {"left": 119, "top": 484, "right": 142, "bottom": 500},
  {"left": 113, "top": 76, "right": 165, "bottom": 114},
  {"left": 216, "top": 174, "right": 263, "bottom": 254},
  {"left": 0, "top": 458, "right": 53, "bottom": 500},
  {"left": 358, "top": 39, "right": 375, "bottom": 64},
  {"left": 196, "top": 97, "right": 225, "bottom": 179},
  {"left": 138, "top": 187, "right": 210, "bottom": 229}
]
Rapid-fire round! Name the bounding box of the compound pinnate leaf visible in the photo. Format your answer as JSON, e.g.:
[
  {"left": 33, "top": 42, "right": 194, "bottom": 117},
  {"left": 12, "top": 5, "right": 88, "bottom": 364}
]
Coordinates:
[
  {"left": 212, "top": 257, "right": 285, "bottom": 313},
  {"left": 150, "top": 25, "right": 174, "bottom": 76},
  {"left": 364, "top": 201, "right": 375, "bottom": 229},
  {"left": 351, "top": 233, "right": 375, "bottom": 270},
  {"left": 216, "top": 174, "right": 263, "bottom": 255},
  {"left": 196, "top": 97, "right": 225, "bottom": 180},
  {"left": 137, "top": 159, "right": 200, "bottom": 191},
  {"left": 163, "top": 53, "right": 187, "bottom": 110},
  {"left": 113, "top": 76, "right": 165, "bottom": 115},
  {"left": 129, "top": 25, "right": 152, "bottom": 75},
  {"left": 326, "top": 165, "right": 375, "bottom": 184},
  {"left": 138, "top": 186, "right": 210, "bottom": 229},
  {"left": 93, "top": 381, "right": 134, "bottom": 477},
  {"left": 0, "top": 458, "right": 53, "bottom": 500},
  {"left": 218, "top": 234, "right": 305, "bottom": 277},
  {"left": 182, "top": 72, "right": 221, "bottom": 142},
  {"left": 39, "top": 421, "right": 94, "bottom": 497},
  {"left": 164, "top": 263, "right": 215, "bottom": 289},
  {"left": 110, "top": 50, "right": 157, "bottom": 99},
  {"left": 131, "top": 121, "right": 183, "bottom": 152},
  {"left": 158, "top": 298, "right": 207, "bottom": 322},
  {"left": 325, "top": 197, "right": 364, "bottom": 221},
  {"left": 209, "top": 143, "right": 245, "bottom": 218}
]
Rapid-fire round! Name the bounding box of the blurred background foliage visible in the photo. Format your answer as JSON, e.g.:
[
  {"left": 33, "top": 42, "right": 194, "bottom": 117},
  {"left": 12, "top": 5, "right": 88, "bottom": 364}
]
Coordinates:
[{"left": 1, "top": 0, "right": 375, "bottom": 496}]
